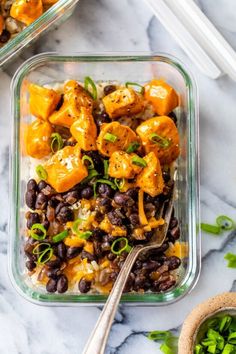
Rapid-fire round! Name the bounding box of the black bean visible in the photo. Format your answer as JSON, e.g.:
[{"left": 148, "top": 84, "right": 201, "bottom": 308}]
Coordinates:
[
  {"left": 170, "top": 226, "right": 180, "bottom": 240},
  {"left": 79, "top": 278, "right": 91, "bottom": 293},
  {"left": 169, "top": 217, "right": 178, "bottom": 229},
  {"left": 55, "top": 202, "right": 64, "bottom": 215},
  {"left": 27, "top": 179, "right": 38, "bottom": 192},
  {"left": 56, "top": 206, "right": 74, "bottom": 223},
  {"left": 46, "top": 258, "right": 61, "bottom": 269},
  {"left": 25, "top": 191, "right": 36, "bottom": 209},
  {"left": 104, "top": 85, "right": 116, "bottom": 95},
  {"left": 101, "top": 242, "right": 111, "bottom": 252},
  {"left": 142, "top": 260, "right": 160, "bottom": 272},
  {"left": 114, "top": 192, "right": 134, "bottom": 207},
  {"left": 159, "top": 279, "right": 176, "bottom": 292},
  {"left": 57, "top": 275, "right": 68, "bottom": 293},
  {"left": 123, "top": 273, "right": 135, "bottom": 293},
  {"left": 26, "top": 212, "right": 40, "bottom": 229},
  {"left": 164, "top": 256, "right": 181, "bottom": 270},
  {"left": 38, "top": 180, "right": 48, "bottom": 191},
  {"left": 98, "top": 184, "right": 113, "bottom": 198},
  {"left": 93, "top": 240, "right": 102, "bottom": 258},
  {"left": 84, "top": 151, "right": 104, "bottom": 174},
  {"left": 134, "top": 274, "right": 146, "bottom": 289},
  {"left": 126, "top": 188, "right": 138, "bottom": 200},
  {"left": 66, "top": 247, "right": 82, "bottom": 259},
  {"left": 107, "top": 210, "right": 123, "bottom": 226},
  {"left": 46, "top": 268, "right": 61, "bottom": 280},
  {"left": 35, "top": 192, "right": 48, "bottom": 210},
  {"left": 107, "top": 252, "right": 116, "bottom": 261},
  {"left": 94, "top": 112, "right": 110, "bottom": 131},
  {"left": 81, "top": 250, "right": 96, "bottom": 262},
  {"left": 81, "top": 186, "right": 93, "bottom": 199},
  {"left": 63, "top": 190, "right": 79, "bottom": 205},
  {"left": 98, "top": 197, "right": 112, "bottom": 213},
  {"left": 92, "top": 228, "right": 105, "bottom": 239},
  {"left": 25, "top": 260, "right": 36, "bottom": 271},
  {"left": 46, "top": 278, "right": 58, "bottom": 293},
  {"left": 0, "top": 29, "right": 10, "bottom": 43},
  {"left": 129, "top": 213, "right": 139, "bottom": 226},
  {"left": 133, "top": 259, "right": 142, "bottom": 270},
  {"left": 57, "top": 243, "right": 67, "bottom": 260},
  {"left": 162, "top": 170, "right": 171, "bottom": 183},
  {"left": 41, "top": 216, "right": 50, "bottom": 231}
]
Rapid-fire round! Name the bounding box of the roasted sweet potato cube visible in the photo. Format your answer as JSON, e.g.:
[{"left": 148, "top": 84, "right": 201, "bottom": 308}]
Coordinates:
[
  {"left": 44, "top": 144, "right": 88, "bottom": 193},
  {"left": 108, "top": 151, "right": 141, "bottom": 179},
  {"left": 102, "top": 87, "right": 144, "bottom": 119},
  {"left": 29, "top": 83, "right": 61, "bottom": 121},
  {"left": 10, "top": 0, "right": 43, "bottom": 26},
  {"left": 25, "top": 119, "right": 53, "bottom": 159}
]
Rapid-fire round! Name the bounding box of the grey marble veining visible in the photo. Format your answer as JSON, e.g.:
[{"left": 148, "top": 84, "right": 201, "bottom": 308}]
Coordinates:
[{"left": 1, "top": 0, "right": 236, "bottom": 353}]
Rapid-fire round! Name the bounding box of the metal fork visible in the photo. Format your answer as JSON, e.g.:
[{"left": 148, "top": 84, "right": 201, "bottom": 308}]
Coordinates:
[{"left": 83, "top": 176, "right": 176, "bottom": 354}]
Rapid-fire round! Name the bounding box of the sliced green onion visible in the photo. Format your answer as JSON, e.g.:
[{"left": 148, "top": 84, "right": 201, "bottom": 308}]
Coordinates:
[
  {"left": 147, "top": 331, "right": 171, "bottom": 341},
  {"left": 36, "top": 165, "right": 48, "bottom": 181},
  {"left": 81, "top": 169, "right": 99, "bottom": 184},
  {"left": 207, "top": 318, "right": 219, "bottom": 330},
  {"left": 52, "top": 230, "right": 69, "bottom": 243},
  {"left": 72, "top": 218, "right": 86, "bottom": 234},
  {"left": 228, "top": 332, "right": 236, "bottom": 345},
  {"left": 149, "top": 133, "right": 170, "bottom": 148},
  {"left": 104, "top": 132, "right": 117, "bottom": 143},
  {"left": 96, "top": 179, "right": 117, "bottom": 190},
  {"left": 114, "top": 178, "right": 125, "bottom": 190},
  {"left": 103, "top": 159, "right": 109, "bottom": 179},
  {"left": 82, "top": 155, "right": 94, "bottom": 169},
  {"left": 30, "top": 223, "right": 47, "bottom": 240},
  {"left": 159, "top": 342, "right": 175, "bottom": 354},
  {"left": 51, "top": 133, "right": 63, "bottom": 153},
  {"left": 126, "top": 141, "right": 140, "bottom": 153},
  {"left": 125, "top": 82, "right": 144, "bottom": 95},
  {"left": 224, "top": 253, "right": 236, "bottom": 268},
  {"left": 194, "top": 344, "right": 204, "bottom": 354},
  {"left": 201, "top": 223, "right": 221, "bottom": 235},
  {"left": 222, "top": 343, "right": 235, "bottom": 354},
  {"left": 32, "top": 242, "right": 51, "bottom": 255},
  {"left": 216, "top": 215, "right": 234, "bottom": 231},
  {"left": 111, "top": 237, "right": 132, "bottom": 255},
  {"left": 37, "top": 247, "right": 53, "bottom": 265},
  {"left": 78, "top": 231, "right": 93, "bottom": 240},
  {"left": 219, "top": 316, "right": 232, "bottom": 332},
  {"left": 84, "top": 76, "right": 97, "bottom": 100},
  {"left": 131, "top": 156, "right": 147, "bottom": 168}
]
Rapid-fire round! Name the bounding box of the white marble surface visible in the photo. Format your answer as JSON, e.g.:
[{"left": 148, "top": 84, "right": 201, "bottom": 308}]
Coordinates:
[{"left": 1, "top": 0, "right": 236, "bottom": 353}]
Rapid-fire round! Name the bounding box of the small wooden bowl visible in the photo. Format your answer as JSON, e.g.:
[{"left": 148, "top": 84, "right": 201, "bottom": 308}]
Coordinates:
[{"left": 179, "top": 292, "right": 236, "bottom": 353}]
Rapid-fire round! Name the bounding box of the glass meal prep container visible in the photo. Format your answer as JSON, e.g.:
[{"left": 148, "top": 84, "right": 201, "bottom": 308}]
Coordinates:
[
  {"left": 9, "top": 53, "right": 200, "bottom": 305},
  {"left": 0, "top": 0, "right": 79, "bottom": 66}
]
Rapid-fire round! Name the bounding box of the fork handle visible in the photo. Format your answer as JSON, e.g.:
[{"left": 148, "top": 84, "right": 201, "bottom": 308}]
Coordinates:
[{"left": 82, "top": 245, "right": 143, "bottom": 354}]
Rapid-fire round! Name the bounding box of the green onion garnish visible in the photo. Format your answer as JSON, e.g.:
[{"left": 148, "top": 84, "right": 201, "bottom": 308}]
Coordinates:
[
  {"left": 149, "top": 133, "right": 170, "bottom": 148},
  {"left": 147, "top": 330, "right": 178, "bottom": 354},
  {"left": 103, "top": 159, "right": 109, "bottom": 179},
  {"left": 194, "top": 315, "right": 236, "bottom": 354},
  {"left": 104, "top": 133, "right": 117, "bottom": 143},
  {"left": 96, "top": 179, "right": 117, "bottom": 190},
  {"left": 126, "top": 141, "right": 140, "bottom": 153},
  {"left": 224, "top": 253, "right": 236, "bottom": 268},
  {"left": 147, "top": 331, "right": 171, "bottom": 341},
  {"left": 37, "top": 247, "right": 53, "bottom": 265},
  {"left": 111, "top": 237, "right": 132, "bottom": 255},
  {"left": 72, "top": 218, "right": 86, "bottom": 235},
  {"left": 125, "top": 82, "right": 144, "bottom": 95},
  {"left": 131, "top": 156, "right": 147, "bottom": 168},
  {"left": 114, "top": 178, "right": 125, "bottom": 190},
  {"left": 32, "top": 242, "right": 51, "bottom": 255},
  {"left": 82, "top": 155, "right": 94, "bottom": 170},
  {"left": 81, "top": 169, "right": 99, "bottom": 184},
  {"left": 51, "top": 133, "right": 63, "bottom": 153},
  {"left": 36, "top": 165, "right": 48, "bottom": 181},
  {"left": 200, "top": 223, "right": 221, "bottom": 235},
  {"left": 30, "top": 223, "right": 47, "bottom": 240},
  {"left": 84, "top": 76, "right": 97, "bottom": 100},
  {"left": 78, "top": 231, "right": 93, "bottom": 240},
  {"left": 216, "top": 215, "right": 234, "bottom": 231},
  {"left": 52, "top": 230, "right": 69, "bottom": 243}
]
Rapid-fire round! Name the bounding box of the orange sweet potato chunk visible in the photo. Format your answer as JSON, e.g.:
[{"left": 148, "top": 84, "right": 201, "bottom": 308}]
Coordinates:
[
  {"left": 10, "top": 0, "right": 43, "bottom": 26},
  {"left": 25, "top": 119, "right": 53, "bottom": 159},
  {"left": 108, "top": 151, "right": 141, "bottom": 179}
]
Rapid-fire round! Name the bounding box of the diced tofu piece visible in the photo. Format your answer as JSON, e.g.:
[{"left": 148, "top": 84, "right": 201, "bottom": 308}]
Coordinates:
[
  {"left": 25, "top": 119, "right": 53, "bottom": 159},
  {"left": 136, "top": 116, "right": 180, "bottom": 164},
  {"left": 64, "top": 80, "right": 93, "bottom": 111},
  {"left": 144, "top": 79, "right": 179, "bottom": 116},
  {"left": 97, "top": 121, "right": 138, "bottom": 157},
  {"left": 102, "top": 87, "right": 144, "bottom": 119},
  {"left": 44, "top": 144, "right": 88, "bottom": 193},
  {"left": 0, "top": 15, "right": 4, "bottom": 35},
  {"left": 108, "top": 151, "right": 141, "bottom": 179},
  {"left": 136, "top": 152, "right": 164, "bottom": 197},
  {"left": 70, "top": 107, "right": 97, "bottom": 151},
  {"left": 29, "top": 83, "right": 61, "bottom": 121},
  {"left": 10, "top": 0, "right": 43, "bottom": 26},
  {"left": 49, "top": 80, "right": 94, "bottom": 128}
]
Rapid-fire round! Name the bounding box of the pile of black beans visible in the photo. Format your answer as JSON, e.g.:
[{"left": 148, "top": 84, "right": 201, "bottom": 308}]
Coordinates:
[{"left": 24, "top": 151, "right": 181, "bottom": 295}]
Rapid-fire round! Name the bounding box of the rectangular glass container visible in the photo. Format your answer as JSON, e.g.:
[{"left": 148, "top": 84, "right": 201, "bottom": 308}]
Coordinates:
[
  {"left": 0, "top": 0, "right": 79, "bottom": 66},
  {"left": 9, "top": 53, "right": 200, "bottom": 305}
]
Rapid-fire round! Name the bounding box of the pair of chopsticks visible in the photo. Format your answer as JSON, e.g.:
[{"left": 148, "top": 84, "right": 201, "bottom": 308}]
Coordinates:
[{"left": 144, "top": 0, "right": 236, "bottom": 81}]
